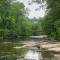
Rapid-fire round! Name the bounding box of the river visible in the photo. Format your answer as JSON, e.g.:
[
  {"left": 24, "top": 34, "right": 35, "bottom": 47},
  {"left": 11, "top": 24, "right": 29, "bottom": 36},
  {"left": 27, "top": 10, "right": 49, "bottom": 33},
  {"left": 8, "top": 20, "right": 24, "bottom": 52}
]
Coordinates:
[
  {"left": 24, "top": 50, "right": 42, "bottom": 60},
  {"left": 0, "top": 39, "right": 59, "bottom": 60}
]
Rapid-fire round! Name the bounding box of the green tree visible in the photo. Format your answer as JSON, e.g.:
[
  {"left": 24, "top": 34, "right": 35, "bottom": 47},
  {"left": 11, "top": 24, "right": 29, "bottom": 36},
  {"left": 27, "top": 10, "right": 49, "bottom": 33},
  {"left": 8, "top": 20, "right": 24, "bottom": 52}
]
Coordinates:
[
  {"left": 0, "top": 0, "right": 15, "bottom": 39},
  {"left": 42, "top": 0, "right": 60, "bottom": 40}
]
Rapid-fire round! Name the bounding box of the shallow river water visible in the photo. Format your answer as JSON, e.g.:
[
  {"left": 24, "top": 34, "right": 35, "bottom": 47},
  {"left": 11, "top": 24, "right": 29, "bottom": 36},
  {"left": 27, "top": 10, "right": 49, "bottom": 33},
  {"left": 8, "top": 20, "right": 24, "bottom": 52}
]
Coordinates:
[
  {"left": 0, "top": 40, "right": 60, "bottom": 60},
  {"left": 24, "top": 50, "right": 42, "bottom": 60}
]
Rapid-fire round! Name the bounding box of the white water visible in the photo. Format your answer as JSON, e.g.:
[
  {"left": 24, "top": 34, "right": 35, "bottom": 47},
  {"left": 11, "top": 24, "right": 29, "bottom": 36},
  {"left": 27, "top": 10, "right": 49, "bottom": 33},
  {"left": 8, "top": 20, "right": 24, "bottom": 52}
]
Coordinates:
[{"left": 24, "top": 50, "right": 42, "bottom": 60}]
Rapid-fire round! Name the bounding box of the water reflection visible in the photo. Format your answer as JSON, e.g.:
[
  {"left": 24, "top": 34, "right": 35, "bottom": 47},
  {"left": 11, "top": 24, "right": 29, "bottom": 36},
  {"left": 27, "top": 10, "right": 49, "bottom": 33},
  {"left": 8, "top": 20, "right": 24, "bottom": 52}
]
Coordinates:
[
  {"left": 24, "top": 49, "right": 42, "bottom": 60},
  {"left": 0, "top": 40, "right": 58, "bottom": 60}
]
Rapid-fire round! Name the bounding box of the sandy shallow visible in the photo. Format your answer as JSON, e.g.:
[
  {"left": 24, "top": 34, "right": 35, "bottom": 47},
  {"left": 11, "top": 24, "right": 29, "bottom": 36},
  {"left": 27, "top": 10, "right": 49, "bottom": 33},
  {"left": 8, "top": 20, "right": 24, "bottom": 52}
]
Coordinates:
[
  {"left": 40, "top": 41, "right": 60, "bottom": 52},
  {"left": 13, "top": 41, "right": 60, "bottom": 52}
]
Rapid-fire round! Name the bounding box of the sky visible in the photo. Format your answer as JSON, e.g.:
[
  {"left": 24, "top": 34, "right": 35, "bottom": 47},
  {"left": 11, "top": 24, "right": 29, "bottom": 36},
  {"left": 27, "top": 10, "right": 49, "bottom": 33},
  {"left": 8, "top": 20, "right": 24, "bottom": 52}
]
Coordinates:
[{"left": 17, "top": 0, "right": 47, "bottom": 19}]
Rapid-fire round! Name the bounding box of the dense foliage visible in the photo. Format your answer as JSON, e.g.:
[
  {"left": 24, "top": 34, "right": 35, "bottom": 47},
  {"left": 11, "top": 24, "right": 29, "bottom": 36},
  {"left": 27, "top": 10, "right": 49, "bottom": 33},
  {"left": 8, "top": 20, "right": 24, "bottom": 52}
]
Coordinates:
[
  {"left": 42, "top": 0, "right": 60, "bottom": 40},
  {"left": 0, "top": 0, "right": 43, "bottom": 40},
  {"left": 1, "top": 0, "right": 59, "bottom": 40},
  {"left": 0, "top": 0, "right": 33, "bottom": 39}
]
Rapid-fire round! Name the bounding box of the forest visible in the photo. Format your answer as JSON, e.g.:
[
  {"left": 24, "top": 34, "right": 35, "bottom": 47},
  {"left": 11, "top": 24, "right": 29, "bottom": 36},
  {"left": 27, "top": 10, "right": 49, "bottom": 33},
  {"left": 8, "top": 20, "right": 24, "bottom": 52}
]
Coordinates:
[{"left": 0, "top": 0, "right": 60, "bottom": 40}]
